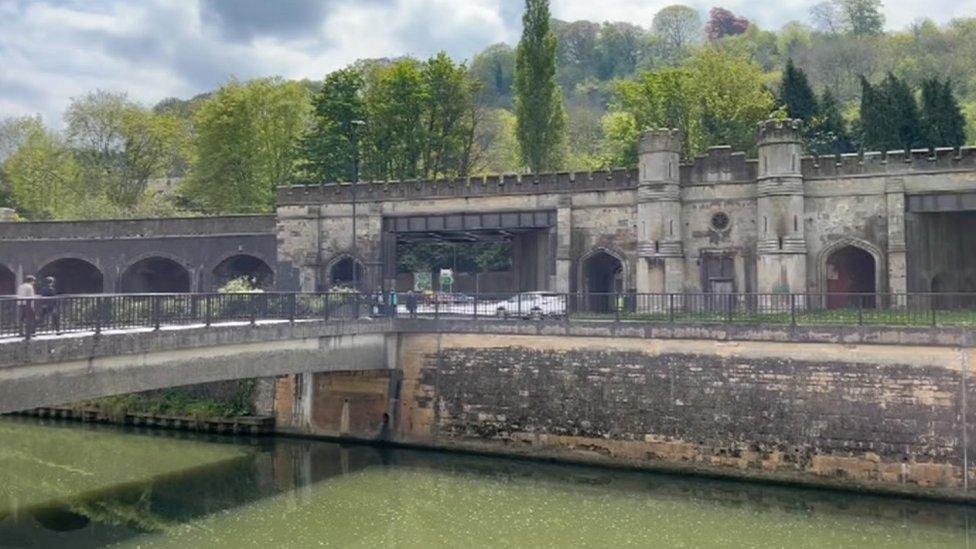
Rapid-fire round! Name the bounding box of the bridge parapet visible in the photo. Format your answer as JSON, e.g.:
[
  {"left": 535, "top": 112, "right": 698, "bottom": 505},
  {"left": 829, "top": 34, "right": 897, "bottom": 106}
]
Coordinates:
[
  {"left": 0, "top": 215, "right": 275, "bottom": 241},
  {"left": 278, "top": 168, "right": 639, "bottom": 205}
]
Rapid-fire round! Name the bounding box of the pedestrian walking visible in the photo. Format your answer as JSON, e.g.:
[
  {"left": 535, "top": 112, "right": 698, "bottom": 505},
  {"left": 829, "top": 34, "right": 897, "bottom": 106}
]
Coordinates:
[
  {"left": 39, "top": 276, "right": 60, "bottom": 334},
  {"left": 17, "top": 275, "right": 36, "bottom": 337}
]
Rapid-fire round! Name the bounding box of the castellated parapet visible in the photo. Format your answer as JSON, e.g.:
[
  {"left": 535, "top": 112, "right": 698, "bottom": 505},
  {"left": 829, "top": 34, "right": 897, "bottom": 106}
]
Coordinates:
[
  {"left": 638, "top": 128, "right": 682, "bottom": 155},
  {"left": 757, "top": 118, "right": 803, "bottom": 145},
  {"left": 276, "top": 116, "right": 976, "bottom": 297}
]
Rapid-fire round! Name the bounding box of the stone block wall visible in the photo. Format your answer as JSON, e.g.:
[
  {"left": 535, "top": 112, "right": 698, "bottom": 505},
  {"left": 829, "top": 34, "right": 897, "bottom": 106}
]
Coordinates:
[{"left": 396, "top": 333, "right": 976, "bottom": 499}]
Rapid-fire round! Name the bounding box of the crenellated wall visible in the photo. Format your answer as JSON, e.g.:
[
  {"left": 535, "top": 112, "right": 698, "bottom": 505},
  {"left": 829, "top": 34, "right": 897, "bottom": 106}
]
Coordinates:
[{"left": 276, "top": 119, "right": 976, "bottom": 297}]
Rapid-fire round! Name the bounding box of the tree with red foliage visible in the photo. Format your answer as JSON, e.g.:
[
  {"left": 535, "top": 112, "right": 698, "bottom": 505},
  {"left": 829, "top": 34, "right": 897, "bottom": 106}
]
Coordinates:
[{"left": 705, "top": 7, "right": 749, "bottom": 41}]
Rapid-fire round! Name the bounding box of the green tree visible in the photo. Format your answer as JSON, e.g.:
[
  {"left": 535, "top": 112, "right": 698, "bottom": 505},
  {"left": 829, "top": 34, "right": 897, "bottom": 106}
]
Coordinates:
[
  {"left": 2, "top": 121, "right": 81, "bottom": 219},
  {"left": 920, "top": 78, "right": 967, "bottom": 149},
  {"left": 808, "top": 88, "right": 853, "bottom": 155},
  {"left": 554, "top": 20, "right": 601, "bottom": 87},
  {"left": 421, "top": 53, "right": 479, "bottom": 179},
  {"left": 605, "top": 48, "right": 773, "bottom": 165},
  {"left": 595, "top": 22, "right": 647, "bottom": 80},
  {"left": 860, "top": 73, "right": 920, "bottom": 152},
  {"left": 185, "top": 78, "right": 310, "bottom": 213},
  {"left": 469, "top": 44, "right": 516, "bottom": 108},
  {"left": 779, "top": 58, "right": 819, "bottom": 123},
  {"left": 690, "top": 48, "right": 775, "bottom": 155},
  {"left": 514, "top": 0, "right": 566, "bottom": 172},
  {"left": 300, "top": 68, "right": 366, "bottom": 184},
  {"left": 365, "top": 60, "right": 427, "bottom": 180},
  {"left": 652, "top": 5, "right": 702, "bottom": 64},
  {"left": 610, "top": 68, "right": 699, "bottom": 163},
  {"left": 836, "top": 0, "right": 884, "bottom": 36},
  {"left": 66, "top": 91, "right": 186, "bottom": 208}
]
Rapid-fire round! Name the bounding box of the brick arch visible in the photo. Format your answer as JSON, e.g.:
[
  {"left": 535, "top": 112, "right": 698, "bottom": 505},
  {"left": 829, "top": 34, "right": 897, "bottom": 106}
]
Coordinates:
[
  {"left": 818, "top": 237, "right": 884, "bottom": 308},
  {"left": 0, "top": 263, "right": 14, "bottom": 295},
  {"left": 211, "top": 253, "right": 275, "bottom": 290},
  {"left": 120, "top": 254, "right": 192, "bottom": 293},
  {"left": 577, "top": 246, "right": 628, "bottom": 294},
  {"left": 322, "top": 253, "right": 367, "bottom": 290},
  {"left": 36, "top": 257, "right": 105, "bottom": 294}
]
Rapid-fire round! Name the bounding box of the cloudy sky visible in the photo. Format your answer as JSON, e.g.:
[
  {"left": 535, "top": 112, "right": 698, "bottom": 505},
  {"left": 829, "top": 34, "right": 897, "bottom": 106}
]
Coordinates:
[{"left": 2, "top": 0, "right": 974, "bottom": 126}]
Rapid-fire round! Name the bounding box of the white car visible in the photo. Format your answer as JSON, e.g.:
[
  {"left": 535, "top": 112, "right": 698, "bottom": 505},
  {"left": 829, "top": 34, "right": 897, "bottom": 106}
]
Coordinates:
[{"left": 492, "top": 292, "right": 566, "bottom": 319}]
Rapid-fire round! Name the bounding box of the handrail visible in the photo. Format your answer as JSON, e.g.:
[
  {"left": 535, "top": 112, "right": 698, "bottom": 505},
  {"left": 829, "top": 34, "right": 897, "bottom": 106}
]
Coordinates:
[{"left": 2, "top": 291, "right": 975, "bottom": 340}]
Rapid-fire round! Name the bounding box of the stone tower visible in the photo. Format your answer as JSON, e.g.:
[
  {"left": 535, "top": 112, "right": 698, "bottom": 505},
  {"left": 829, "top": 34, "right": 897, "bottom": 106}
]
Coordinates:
[
  {"left": 636, "top": 129, "right": 684, "bottom": 294},
  {"left": 755, "top": 119, "right": 806, "bottom": 294}
]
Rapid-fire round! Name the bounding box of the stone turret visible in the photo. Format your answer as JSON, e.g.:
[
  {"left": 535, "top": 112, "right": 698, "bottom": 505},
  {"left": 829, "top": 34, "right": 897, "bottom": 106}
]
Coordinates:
[
  {"left": 636, "top": 129, "right": 684, "bottom": 294},
  {"left": 755, "top": 119, "right": 807, "bottom": 294}
]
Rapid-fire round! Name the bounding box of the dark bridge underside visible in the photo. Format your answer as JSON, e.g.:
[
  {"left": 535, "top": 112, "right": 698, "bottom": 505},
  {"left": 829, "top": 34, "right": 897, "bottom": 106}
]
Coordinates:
[
  {"left": 381, "top": 211, "right": 556, "bottom": 292},
  {"left": 385, "top": 211, "right": 556, "bottom": 244}
]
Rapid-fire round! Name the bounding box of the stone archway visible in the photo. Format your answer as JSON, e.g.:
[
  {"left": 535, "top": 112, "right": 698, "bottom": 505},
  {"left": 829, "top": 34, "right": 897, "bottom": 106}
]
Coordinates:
[
  {"left": 825, "top": 245, "right": 877, "bottom": 309},
  {"left": 212, "top": 254, "right": 274, "bottom": 290},
  {"left": 0, "top": 264, "right": 14, "bottom": 295},
  {"left": 37, "top": 258, "right": 104, "bottom": 294},
  {"left": 121, "top": 257, "right": 191, "bottom": 293},
  {"left": 325, "top": 255, "right": 365, "bottom": 290},
  {"left": 581, "top": 249, "right": 624, "bottom": 313}
]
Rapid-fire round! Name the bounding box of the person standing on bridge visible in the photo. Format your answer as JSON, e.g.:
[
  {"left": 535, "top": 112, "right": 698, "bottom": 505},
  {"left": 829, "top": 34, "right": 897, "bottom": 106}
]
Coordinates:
[
  {"left": 16, "top": 275, "right": 36, "bottom": 337},
  {"left": 39, "top": 276, "right": 60, "bottom": 334},
  {"left": 406, "top": 290, "right": 418, "bottom": 318}
]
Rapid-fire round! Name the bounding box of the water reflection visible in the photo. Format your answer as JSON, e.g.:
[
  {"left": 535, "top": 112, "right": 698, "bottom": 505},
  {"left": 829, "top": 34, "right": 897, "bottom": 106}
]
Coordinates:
[{"left": 1, "top": 418, "right": 974, "bottom": 548}]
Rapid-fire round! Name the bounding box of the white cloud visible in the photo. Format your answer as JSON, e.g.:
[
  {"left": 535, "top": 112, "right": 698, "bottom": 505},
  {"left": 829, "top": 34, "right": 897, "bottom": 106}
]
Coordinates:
[{"left": 0, "top": 0, "right": 971, "bottom": 128}]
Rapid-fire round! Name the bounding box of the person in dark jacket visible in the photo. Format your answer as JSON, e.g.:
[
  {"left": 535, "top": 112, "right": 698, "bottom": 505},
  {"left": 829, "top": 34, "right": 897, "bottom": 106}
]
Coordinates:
[
  {"left": 39, "top": 276, "right": 60, "bottom": 334},
  {"left": 406, "top": 290, "right": 418, "bottom": 318}
]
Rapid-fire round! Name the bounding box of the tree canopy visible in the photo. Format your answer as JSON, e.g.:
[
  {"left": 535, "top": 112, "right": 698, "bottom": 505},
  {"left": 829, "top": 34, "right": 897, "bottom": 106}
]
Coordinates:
[{"left": 4, "top": 2, "right": 976, "bottom": 222}]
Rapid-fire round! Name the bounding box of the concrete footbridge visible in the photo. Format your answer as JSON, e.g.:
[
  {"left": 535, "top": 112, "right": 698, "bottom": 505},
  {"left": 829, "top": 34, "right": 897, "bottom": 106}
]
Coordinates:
[{"left": 2, "top": 290, "right": 974, "bottom": 416}]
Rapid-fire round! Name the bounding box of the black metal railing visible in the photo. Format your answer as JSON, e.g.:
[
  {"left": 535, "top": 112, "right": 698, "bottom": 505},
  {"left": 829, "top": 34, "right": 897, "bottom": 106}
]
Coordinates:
[{"left": 3, "top": 291, "right": 976, "bottom": 340}]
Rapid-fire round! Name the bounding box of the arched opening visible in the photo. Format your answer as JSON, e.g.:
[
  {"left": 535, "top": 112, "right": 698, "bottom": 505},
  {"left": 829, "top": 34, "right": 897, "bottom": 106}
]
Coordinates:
[
  {"left": 212, "top": 254, "right": 274, "bottom": 290},
  {"left": 37, "top": 258, "right": 104, "bottom": 294},
  {"left": 582, "top": 251, "right": 623, "bottom": 313},
  {"left": 825, "top": 245, "right": 876, "bottom": 309},
  {"left": 328, "top": 257, "right": 365, "bottom": 290},
  {"left": 0, "top": 264, "right": 14, "bottom": 295},
  {"left": 121, "top": 257, "right": 191, "bottom": 293}
]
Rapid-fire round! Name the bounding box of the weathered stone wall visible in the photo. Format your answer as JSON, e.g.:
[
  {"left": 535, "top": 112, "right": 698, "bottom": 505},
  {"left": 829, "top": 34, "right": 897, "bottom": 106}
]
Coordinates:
[
  {"left": 396, "top": 332, "right": 976, "bottom": 499},
  {"left": 0, "top": 215, "right": 279, "bottom": 292},
  {"left": 276, "top": 121, "right": 976, "bottom": 297}
]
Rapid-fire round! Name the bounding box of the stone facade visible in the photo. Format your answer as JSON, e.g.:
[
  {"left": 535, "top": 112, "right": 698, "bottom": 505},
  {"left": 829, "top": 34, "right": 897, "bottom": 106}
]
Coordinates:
[
  {"left": 0, "top": 215, "right": 279, "bottom": 293},
  {"left": 278, "top": 119, "right": 976, "bottom": 297},
  {"left": 394, "top": 331, "right": 976, "bottom": 499}
]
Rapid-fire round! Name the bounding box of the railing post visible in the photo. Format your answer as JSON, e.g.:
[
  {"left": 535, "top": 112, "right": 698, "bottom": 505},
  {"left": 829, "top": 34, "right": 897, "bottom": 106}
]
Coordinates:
[
  {"left": 668, "top": 293, "right": 675, "bottom": 323},
  {"left": 615, "top": 293, "right": 621, "bottom": 323},
  {"left": 152, "top": 295, "right": 161, "bottom": 331},
  {"left": 94, "top": 296, "right": 102, "bottom": 336},
  {"left": 205, "top": 295, "right": 213, "bottom": 327},
  {"left": 790, "top": 293, "right": 797, "bottom": 326},
  {"left": 289, "top": 293, "right": 296, "bottom": 323},
  {"left": 472, "top": 294, "right": 478, "bottom": 320},
  {"left": 249, "top": 294, "right": 257, "bottom": 326},
  {"left": 931, "top": 295, "right": 937, "bottom": 327}
]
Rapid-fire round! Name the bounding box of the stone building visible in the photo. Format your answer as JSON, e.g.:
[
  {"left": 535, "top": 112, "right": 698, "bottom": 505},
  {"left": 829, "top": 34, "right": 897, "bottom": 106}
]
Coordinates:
[{"left": 276, "top": 119, "right": 976, "bottom": 300}]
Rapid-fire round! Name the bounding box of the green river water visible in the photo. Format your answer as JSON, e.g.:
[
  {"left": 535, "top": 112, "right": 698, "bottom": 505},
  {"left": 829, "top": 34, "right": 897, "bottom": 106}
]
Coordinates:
[{"left": 1, "top": 417, "right": 974, "bottom": 548}]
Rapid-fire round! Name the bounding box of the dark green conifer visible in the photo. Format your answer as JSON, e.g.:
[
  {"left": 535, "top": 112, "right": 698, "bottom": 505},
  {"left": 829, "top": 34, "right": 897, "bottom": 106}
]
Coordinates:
[
  {"left": 514, "top": 0, "right": 566, "bottom": 172},
  {"left": 779, "top": 59, "right": 818, "bottom": 123}
]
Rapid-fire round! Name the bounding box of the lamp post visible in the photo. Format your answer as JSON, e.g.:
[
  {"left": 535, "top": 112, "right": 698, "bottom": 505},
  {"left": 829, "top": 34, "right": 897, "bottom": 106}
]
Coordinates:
[{"left": 350, "top": 120, "right": 365, "bottom": 290}]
